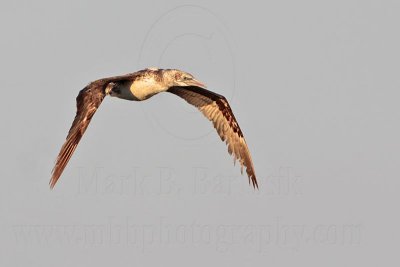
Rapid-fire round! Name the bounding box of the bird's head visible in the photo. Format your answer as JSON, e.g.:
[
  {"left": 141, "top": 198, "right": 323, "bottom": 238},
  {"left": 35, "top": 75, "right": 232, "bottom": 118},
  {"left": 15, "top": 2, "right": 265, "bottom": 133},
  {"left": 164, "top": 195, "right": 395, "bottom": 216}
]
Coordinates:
[{"left": 163, "top": 69, "right": 206, "bottom": 88}]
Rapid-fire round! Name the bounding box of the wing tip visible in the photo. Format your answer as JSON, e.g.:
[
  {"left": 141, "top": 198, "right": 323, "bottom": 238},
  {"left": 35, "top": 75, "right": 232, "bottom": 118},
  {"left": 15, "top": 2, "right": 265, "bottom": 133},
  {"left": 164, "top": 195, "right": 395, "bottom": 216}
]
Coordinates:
[
  {"left": 49, "top": 174, "right": 58, "bottom": 189},
  {"left": 250, "top": 175, "right": 259, "bottom": 190},
  {"left": 49, "top": 182, "right": 55, "bottom": 190},
  {"left": 246, "top": 170, "right": 259, "bottom": 189}
]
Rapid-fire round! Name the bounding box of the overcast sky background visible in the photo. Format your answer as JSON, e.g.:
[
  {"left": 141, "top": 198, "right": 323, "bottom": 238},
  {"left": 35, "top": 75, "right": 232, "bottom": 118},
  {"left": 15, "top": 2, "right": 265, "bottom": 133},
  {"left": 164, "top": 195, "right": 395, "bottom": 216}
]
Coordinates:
[{"left": 1, "top": 1, "right": 399, "bottom": 266}]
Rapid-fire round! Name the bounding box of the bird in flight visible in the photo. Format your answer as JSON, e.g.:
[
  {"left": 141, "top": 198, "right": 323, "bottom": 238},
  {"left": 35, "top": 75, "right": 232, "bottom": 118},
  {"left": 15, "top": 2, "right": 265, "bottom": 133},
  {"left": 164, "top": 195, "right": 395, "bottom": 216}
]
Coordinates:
[{"left": 50, "top": 68, "right": 258, "bottom": 189}]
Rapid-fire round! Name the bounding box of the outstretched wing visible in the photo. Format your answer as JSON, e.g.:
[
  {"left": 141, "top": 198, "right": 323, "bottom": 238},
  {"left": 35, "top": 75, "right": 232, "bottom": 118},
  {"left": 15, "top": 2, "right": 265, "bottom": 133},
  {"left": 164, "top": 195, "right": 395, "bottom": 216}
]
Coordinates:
[
  {"left": 168, "top": 86, "right": 258, "bottom": 188},
  {"left": 50, "top": 82, "right": 107, "bottom": 188}
]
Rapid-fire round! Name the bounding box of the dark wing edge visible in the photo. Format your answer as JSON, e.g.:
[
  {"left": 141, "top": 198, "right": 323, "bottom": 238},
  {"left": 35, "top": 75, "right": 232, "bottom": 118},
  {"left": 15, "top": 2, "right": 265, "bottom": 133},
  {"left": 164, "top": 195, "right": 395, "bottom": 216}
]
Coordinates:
[
  {"left": 168, "top": 86, "right": 258, "bottom": 189},
  {"left": 50, "top": 82, "right": 107, "bottom": 189}
]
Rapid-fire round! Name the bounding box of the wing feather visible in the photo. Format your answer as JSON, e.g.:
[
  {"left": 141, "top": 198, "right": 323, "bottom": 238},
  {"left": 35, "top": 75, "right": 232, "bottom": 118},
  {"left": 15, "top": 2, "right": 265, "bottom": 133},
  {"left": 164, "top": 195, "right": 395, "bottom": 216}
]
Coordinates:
[
  {"left": 50, "top": 82, "right": 107, "bottom": 188},
  {"left": 168, "top": 86, "right": 258, "bottom": 188},
  {"left": 50, "top": 72, "right": 145, "bottom": 188}
]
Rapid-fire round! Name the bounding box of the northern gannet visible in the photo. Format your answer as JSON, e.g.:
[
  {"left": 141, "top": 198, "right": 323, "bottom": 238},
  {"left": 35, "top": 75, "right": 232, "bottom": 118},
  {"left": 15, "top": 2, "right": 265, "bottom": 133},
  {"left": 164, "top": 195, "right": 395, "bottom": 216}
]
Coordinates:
[{"left": 50, "top": 68, "right": 258, "bottom": 189}]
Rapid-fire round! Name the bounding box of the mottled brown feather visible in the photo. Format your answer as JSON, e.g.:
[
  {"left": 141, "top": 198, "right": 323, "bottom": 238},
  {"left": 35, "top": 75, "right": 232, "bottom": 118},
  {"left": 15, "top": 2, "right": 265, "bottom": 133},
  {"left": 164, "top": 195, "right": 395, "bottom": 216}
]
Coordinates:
[
  {"left": 50, "top": 72, "right": 143, "bottom": 188},
  {"left": 168, "top": 86, "right": 258, "bottom": 188},
  {"left": 50, "top": 82, "right": 106, "bottom": 188}
]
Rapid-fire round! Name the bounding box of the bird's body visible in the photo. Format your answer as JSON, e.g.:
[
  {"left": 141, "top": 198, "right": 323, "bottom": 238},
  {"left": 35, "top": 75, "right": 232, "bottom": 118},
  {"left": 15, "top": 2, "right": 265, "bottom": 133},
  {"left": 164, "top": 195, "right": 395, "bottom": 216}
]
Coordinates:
[
  {"left": 108, "top": 68, "right": 167, "bottom": 101},
  {"left": 50, "top": 68, "right": 258, "bottom": 189}
]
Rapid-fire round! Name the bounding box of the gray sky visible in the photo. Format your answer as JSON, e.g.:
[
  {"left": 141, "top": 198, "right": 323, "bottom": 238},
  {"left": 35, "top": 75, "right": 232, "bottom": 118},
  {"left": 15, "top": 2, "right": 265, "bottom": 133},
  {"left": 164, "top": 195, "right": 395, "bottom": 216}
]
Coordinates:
[{"left": 1, "top": 1, "right": 399, "bottom": 266}]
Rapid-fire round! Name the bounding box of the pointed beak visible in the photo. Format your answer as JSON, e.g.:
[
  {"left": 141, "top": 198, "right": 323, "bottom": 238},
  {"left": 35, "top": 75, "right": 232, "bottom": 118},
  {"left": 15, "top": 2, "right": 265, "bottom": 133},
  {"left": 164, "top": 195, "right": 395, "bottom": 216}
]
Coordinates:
[{"left": 189, "top": 79, "right": 207, "bottom": 88}]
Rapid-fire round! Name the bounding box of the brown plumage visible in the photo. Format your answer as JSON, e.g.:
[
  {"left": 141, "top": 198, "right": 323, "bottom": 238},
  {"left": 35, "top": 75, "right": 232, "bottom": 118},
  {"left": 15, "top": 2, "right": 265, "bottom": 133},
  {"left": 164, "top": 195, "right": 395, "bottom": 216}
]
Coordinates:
[
  {"left": 50, "top": 68, "right": 258, "bottom": 189},
  {"left": 168, "top": 86, "right": 257, "bottom": 188}
]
